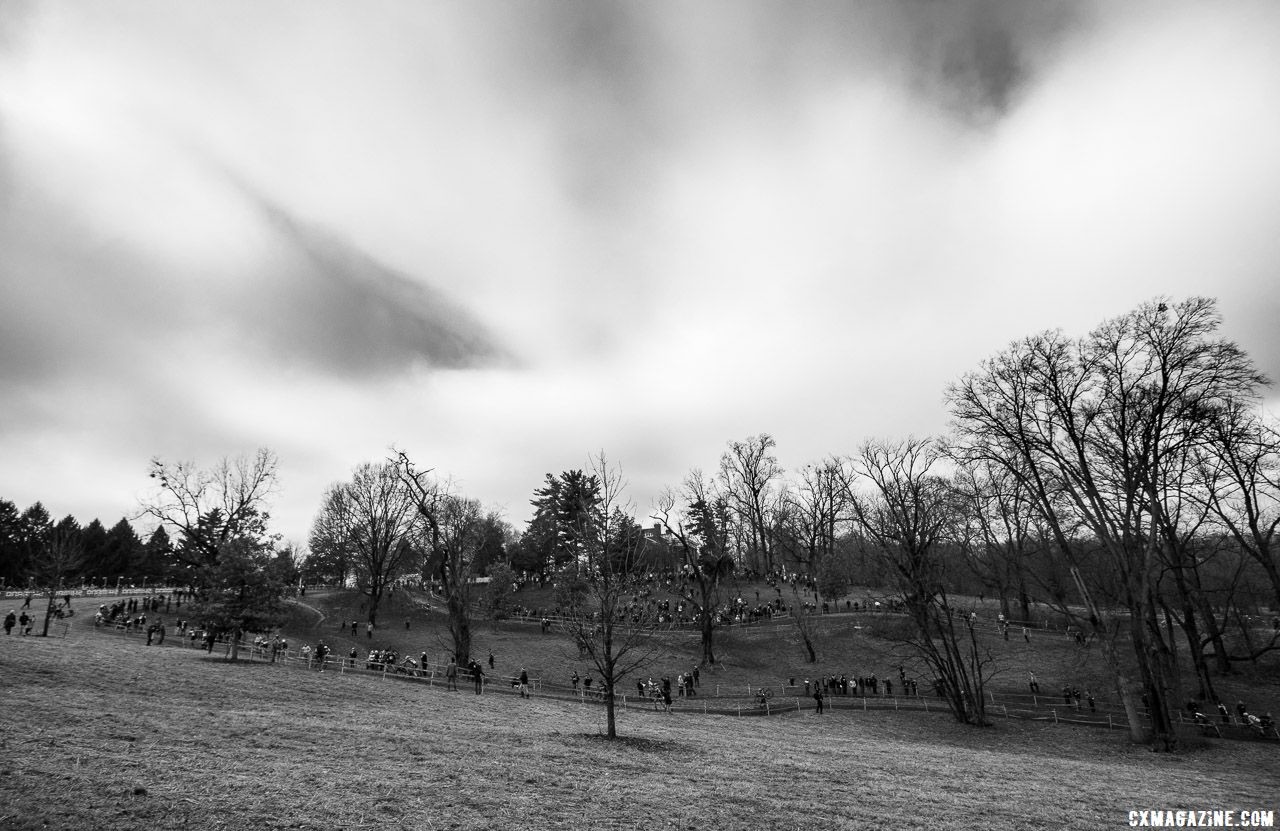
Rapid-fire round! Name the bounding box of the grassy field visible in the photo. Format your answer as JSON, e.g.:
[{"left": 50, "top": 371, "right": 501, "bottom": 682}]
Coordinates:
[{"left": 1, "top": 594, "right": 1278, "bottom": 830}]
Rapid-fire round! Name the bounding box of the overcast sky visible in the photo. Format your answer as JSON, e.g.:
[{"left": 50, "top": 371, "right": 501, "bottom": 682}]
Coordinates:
[{"left": 2, "top": 1, "right": 1279, "bottom": 546}]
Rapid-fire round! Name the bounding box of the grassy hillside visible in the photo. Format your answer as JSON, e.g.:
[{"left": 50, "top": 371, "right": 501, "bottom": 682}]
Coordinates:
[
  {"left": 288, "top": 586, "right": 1280, "bottom": 721},
  {"left": 1, "top": 596, "right": 1277, "bottom": 830}
]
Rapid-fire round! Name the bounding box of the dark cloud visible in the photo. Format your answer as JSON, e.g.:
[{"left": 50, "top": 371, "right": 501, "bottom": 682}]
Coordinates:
[
  {"left": 0, "top": 156, "right": 510, "bottom": 399},
  {"left": 469, "top": 0, "right": 1088, "bottom": 216},
  {"left": 234, "top": 183, "right": 512, "bottom": 376}
]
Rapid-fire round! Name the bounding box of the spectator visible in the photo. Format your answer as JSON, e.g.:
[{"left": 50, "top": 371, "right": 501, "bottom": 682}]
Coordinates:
[
  {"left": 814, "top": 688, "right": 824, "bottom": 715},
  {"left": 446, "top": 658, "right": 459, "bottom": 691},
  {"left": 3, "top": 610, "right": 14, "bottom": 635}
]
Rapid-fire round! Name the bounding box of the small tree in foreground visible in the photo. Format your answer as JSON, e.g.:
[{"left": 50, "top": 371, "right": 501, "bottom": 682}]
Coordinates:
[
  {"left": 555, "top": 453, "right": 658, "bottom": 739},
  {"left": 32, "top": 524, "right": 86, "bottom": 637}
]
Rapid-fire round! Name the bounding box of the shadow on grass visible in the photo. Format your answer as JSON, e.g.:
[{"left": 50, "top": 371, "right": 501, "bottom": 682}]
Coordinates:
[{"left": 564, "top": 732, "right": 684, "bottom": 752}]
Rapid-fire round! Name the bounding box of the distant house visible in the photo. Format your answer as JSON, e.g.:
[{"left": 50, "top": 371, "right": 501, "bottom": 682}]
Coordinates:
[{"left": 639, "top": 522, "right": 680, "bottom": 570}]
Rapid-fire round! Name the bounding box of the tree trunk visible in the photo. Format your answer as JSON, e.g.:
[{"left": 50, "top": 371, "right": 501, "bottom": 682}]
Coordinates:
[
  {"left": 1072, "top": 568, "right": 1146, "bottom": 743},
  {"left": 700, "top": 612, "right": 715, "bottom": 666}
]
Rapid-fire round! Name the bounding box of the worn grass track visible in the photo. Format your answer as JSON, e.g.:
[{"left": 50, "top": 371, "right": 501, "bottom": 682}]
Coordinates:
[{"left": 2, "top": 620, "right": 1277, "bottom": 831}]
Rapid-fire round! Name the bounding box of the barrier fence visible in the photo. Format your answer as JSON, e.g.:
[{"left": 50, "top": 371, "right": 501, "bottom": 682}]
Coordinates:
[{"left": 79, "top": 620, "right": 1278, "bottom": 740}]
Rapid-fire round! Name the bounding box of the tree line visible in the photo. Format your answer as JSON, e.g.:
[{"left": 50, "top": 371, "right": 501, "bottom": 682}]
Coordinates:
[{"left": 0, "top": 501, "right": 171, "bottom": 591}]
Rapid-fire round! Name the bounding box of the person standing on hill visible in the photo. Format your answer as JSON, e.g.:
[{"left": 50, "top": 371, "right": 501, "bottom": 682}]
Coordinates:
[
  {"left": 366, "top": 622, "right": 374, "bottom": 639},
  {"left": 18, "top": 611, "right": 30, "bottom": 635},
  {"left": 519, "top": 668, "right": 529, "bottom": 698},
  {"left": 351, "top": 620, "right": 358, "bottom": 636},
  {"left": 471, "top": 660, "right": 485, "bottom": 695},
  {"left": 814, "top": 687, "right": 825, "bottom": 714},
  {"left": 446, "top": 658, "right": 459, "bottom": 691},
  {"left": 3, "top": 611, "right": 14, "bottom": 635}
]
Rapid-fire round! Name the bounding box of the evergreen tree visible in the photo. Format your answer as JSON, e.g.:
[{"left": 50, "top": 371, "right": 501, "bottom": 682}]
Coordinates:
[
  {"left": 526, "top": 470, "right": 601, "bottom": 573},
  {"left": 188, "top": 536, "right": 288, "bottom": 661},
  {"left": 0, "top": 500, "right": 23, "bottom": 587},
  {"left": 79, "top": 519, "right": 109, "bottom": 584}
]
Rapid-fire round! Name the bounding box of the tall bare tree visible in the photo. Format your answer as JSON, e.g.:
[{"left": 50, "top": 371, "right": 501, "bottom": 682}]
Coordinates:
[
  {"left": 140, "top": 449, "right": 279, "bottom": 571},
  {"left": 948, "top": 297, "right": 1268, "bottom": 749},
  {"left": 849, "top": 436, "right": 991, "bottom": 725},
  {"left": 788, "top": 457, "right": 852, "bottom": 581},
  {"left": 949, "top": 458, "right": 1037, "bottom": 622},
  {"left": 311, "top": 462, "right": 417, "bottom": 628},
  {"left": 392, "top": 451, "right": 490, "bottom": 665},
  {"left": 1200, "top": 399, "right": 1280, "bottom": 612},
  {"left": 718, "top": 434, "right": 783, "bottom": 573}
]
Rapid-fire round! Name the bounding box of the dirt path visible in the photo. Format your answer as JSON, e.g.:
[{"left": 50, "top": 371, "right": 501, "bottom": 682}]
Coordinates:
[{"left": 287, "top": 597, "right": 327, "bottom": 631}]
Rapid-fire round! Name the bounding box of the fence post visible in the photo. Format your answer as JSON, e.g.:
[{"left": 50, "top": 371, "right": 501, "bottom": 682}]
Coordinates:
[
  {"left": 1053, "top": 709, "right": 1058, "bottom": 724},
  {"left": 796, "top": 698, "right": 801, "bottom": 713}
]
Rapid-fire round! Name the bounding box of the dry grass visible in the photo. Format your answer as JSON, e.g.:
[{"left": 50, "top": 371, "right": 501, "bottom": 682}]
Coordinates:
[{"left": 2, "top": 614, "right": 1278, "bottom": 831}]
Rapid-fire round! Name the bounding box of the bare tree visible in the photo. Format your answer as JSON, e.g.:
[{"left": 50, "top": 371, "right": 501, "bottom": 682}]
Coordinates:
[
  {"left": 652, "top": 470, "right": 735, "bottom": 667},
  {"left": 947, "top": 297, "right": 1268, "bottom": 749},
  {"left": 310, "top": 462, "right": 417, "bottom": 628},
  {"left": 787, "top": 457, "right": 852, "bottom": 582},
  {"left": 556, "top": 453, "right": 657, "bottom": 739},
  {"left": 140, "top": 449, "right": 279, "bottom": 570},
  {"left": 1201, "top": 399, "right": 1280, "bottom": 611},
  {"left": 849, "top": 436, "right": 991, "bottom": 726},
  {"left": 949, "top": 458, "right": 1037, "bottom": 622},
  {"left": 392, "top": 450, "right": 487, "bottom": 665},
  {"left": 718, "top": 434, "right": 783, "bottom": 573},
  {"left": 32, "top": 524, "right": 85, "bottom": 637}
]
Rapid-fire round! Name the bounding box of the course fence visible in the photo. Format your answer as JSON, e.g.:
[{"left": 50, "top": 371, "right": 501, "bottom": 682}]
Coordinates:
[{"left": 83, "top": 619, "right": 1279, "bottom": 741}]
